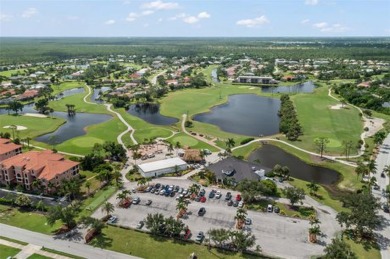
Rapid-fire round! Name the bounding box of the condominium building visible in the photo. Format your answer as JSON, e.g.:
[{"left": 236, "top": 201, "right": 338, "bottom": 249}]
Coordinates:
[{"left": 0, "top": 150, "right": 79, "bottom": 193}]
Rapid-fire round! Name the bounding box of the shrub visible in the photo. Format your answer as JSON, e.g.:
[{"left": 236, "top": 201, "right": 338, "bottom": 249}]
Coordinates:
[{"left": 240, "top": 138, "right": 255, "bottom": 145}]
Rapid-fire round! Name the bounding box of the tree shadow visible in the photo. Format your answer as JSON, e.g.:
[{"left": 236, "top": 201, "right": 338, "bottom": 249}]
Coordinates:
[{"left": 91, "top": 233, "right": 113, "bottom": 249}]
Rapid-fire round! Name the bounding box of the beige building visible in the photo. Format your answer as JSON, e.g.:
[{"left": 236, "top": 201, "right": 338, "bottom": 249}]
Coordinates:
[{"left": 0, "top": 150, "right": 79, "bottom": 193}]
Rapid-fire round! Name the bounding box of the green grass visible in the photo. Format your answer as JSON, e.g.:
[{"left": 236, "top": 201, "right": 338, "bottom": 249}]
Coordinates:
[
  {"left": 48, "top": 87, "right": 108, "bottom": 114},
  {"left": 0, "top": 68, "right": 28, "bottom": 77},
  {"left": 50, "top": 81, "right": 85, "bottom": 96},
  {"left": 78, "top": 185, "right": 117, "bottom": 218},
  {"left": 90, "top": 225, "right": 264, "bottom": 259},
  {"left": 27, "top": 254, "right": 52, "bottom": 259},
  {"left": 288, "top": 178, "right": 346, "bottom": 213},
  {"left": 41, "top": 247, "right": 85, "bottom": 259},
  {"left": 55, "top": 117, "right": 125, "bottom": 155},
  {"left": 289, "top": 85, "right": 363, "bottom": 155},
  {"left": 116, "top": 108, "right": 174, "bottom": 144},
  {"left": 0, "top": 236, "right": 28, "bottom": 245},
  {"left": 0, "top": 205, "right": 60, "bottom": 235},
  {"left": 0, "top": 114, "right": 65, "bottom": 141},
  {"left": 167, "top": 132, "right": 219, "bottom": 151},
  {"left": 344, "top": 238, "right": 381, "bottom": 259},
  {"left": 0, "top": 244, "right": 21, "bottom": 259},
  {"left": 232, "top": 142, "right": 262, "bottom": 159}
]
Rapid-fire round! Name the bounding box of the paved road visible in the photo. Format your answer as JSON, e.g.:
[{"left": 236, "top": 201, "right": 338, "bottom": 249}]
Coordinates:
[
  {"left": 0, "top": 224, "right": 140, "bottom": 259},
  {"left": 94, "top": 177, "right": 339, "bottom": 259},
  {"left": 373, "top": 134, "right": 390, "bottom": 259}
]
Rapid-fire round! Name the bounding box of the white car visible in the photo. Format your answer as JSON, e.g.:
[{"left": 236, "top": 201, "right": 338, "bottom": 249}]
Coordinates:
[
  {"left": 215, "top": 191, "right": 222, "bottom": 199},
  {"left": 238, "top": 201, "right": 244, "bottom": 208}
]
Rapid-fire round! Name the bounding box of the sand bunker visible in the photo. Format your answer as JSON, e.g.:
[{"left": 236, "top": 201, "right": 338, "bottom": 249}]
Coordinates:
[
  {"left": 249, "top": 87, "right": 256, "bottom": 90},
  {"left": 3, "top": 125, "right": 27, "bottom": 130},
  {"left": 24, "top": 113, "right": 47, "bottom": 118},
  {"left": 329, "top": 104, "right": 344, "bottom": 110}
]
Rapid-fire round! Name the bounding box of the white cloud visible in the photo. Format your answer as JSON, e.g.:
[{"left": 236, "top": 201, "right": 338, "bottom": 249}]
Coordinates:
[
  {"left": 0, "top": 13, "right": 13, "bottom": 22},
  {"left": 301, "top": 19, "right": 310, "bottom": 24},
  {"left": 22, "top": 7, "right": 38, "bottom": 18},
  {"left": 142, "top": 1, "right": 179, "bottom": 10},
  {"left": 105, "top": 19, "right": 116, "bottom": 25},
  {"left": 313, "top": 22, "right": 328, "bottom": 29},
  {"left": 313, "top": 22, "right": 348, "bottom": 33},
  {"left": 126, "top": 12, "right": 138, "bottom": 22},
  {"left": 183, "top": 16, "right": 199, "bottom": 24},
  {"left": 305, "top": 0, "right": 319, "bottom": 5},
  {"left": 142, "top": 10, "right": 155, "bottom": 16},
  {"left": 198, "top": 12, "right": 210, "bottom": 19},
  {"left": 236, "top": 15, "right": 269, "bottom": 28},
  {"left": 168, "top": 13, "right": 186, "bottom": 21},
  {"left": 126, "top": 9, "right": 156, "bottom": 22}
]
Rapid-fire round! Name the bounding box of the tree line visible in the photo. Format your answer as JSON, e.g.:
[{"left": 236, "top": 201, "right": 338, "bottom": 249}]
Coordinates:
[{"left": 278, "top": 94, "right": 303, "bottom": 140}]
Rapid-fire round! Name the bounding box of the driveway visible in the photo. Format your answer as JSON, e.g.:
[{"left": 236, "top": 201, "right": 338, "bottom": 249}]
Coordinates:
[{"left": 93, "top": 177, "right": 339, "bottom": 259}]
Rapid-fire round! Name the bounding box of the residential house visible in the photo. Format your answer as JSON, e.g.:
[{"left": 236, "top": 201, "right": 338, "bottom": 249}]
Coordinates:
[{"left": 0, "top": 150, "right": 80, "bottom": 193}]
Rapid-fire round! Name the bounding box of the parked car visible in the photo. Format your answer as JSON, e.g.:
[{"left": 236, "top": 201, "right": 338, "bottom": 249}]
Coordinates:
[
  {"left": 208, "top": 190, "right": 215, "bottom": 198},
  {"left": 183, "top": 229, "right": 192, "bottom": 240},
  {"left": 227, "top": 200, "right": 233, "bottom": 206},
  {"left": 136, "top": 221, "right": 144, "bottom": 229},
  {"left": 200, "top": 196, "right": 206, "bottom": 203},
  {"left": 178, "top": 188, "right": 184, "bottom": 194},
  {"left": 145, "top": 186, "right": 152, "bottom": 192},
  {"left": 195, "top": 231, "right": 204, "bottom": 242},
  {"left": 198, "top": 207, "right": 206, "bottom": 216},
  {"left": 199, "top": 189, "right": 206, "bottom": 196},
  {"left": 132, "top": 197, "right": 140, "bottom": 204},
  {"left": 383, "top": 204, "right": 390, "bottom": 213},
  {"left": 238, "top": 201, "right": 244, "bottom": 208},
  {"left": 267, "top": 204, "right": 273, "bottom": 212},
  {"left": 155, "top": 183, "right": 161, "bottom": 189},
  {"left": 273, "top": 206, "right": 280, "bottom": 213},
  {"left": 159, "top": 189, "right": 166, "bottom": 195},
  {"left": 176, "top": 194, "right": 184, "bottom": 200},
  {"left": 225, "top": 192, "right": 232, "bottom": 200},
  {"left": 182, "top": 189, "right": 188, "bottom": 195},
  {"left": 373, "top": 184, "right": 380, "bottom": 190},
  {"left": 175, "top": 186, "right": 180, "bottom": 192},
  {"left": 381, "top": 172, "right": 386, "bottom": 178},
  {"left": 236, "top": 194, "right": 242, "bottom": 201},
  {"left": 146, "top": 200, "right": 152, "bottom": 206},
  {"left": 108, "top": 216, "right": 118, "bottom": 224},
  {"left": 215, "top": 191, "right": 222, "bottom": 199},
  {"left": 195, "top": 196, "right": 201, "bottom": 202},
  {"left": 233, "top": 201, "right": 239, "bottom": 207},
  {"left": 245, "top": 218, "right": 252, "bottom": 225}
]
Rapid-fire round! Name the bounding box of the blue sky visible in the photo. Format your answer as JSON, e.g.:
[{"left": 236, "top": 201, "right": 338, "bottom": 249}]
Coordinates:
[{"left": 0, "top": 0, "right": 389, "bottom": 37}]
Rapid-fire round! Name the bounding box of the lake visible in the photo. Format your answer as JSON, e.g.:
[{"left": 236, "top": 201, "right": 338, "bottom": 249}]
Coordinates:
[
  {"left": 127, "top": 103, "right": 179, "bottom": 125},
  {"left": 91, "top": 86, "right": 111, "bottom": 103},
  {"left": 211, "top": 69, "right": 219, "bottom": 83},
  {"left": 0, "top": 103, "right": 112, "bottom": 144},
  {"left": 193, "top": 94, "right": 280, "bottom": 136},
  {"left": 248, "top": 144, "right": 340, "bottom": 185},
  {"left": 56, "top": 87, "right": 84, "bottom": 99},
  {"left": 261, "top": 81, "right": 316, "bottom": 94}
]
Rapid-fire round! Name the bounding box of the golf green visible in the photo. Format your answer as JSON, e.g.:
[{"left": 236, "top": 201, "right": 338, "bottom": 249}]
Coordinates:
[{"left": 170, "top": 135, "right": 199, "bottom": 147}]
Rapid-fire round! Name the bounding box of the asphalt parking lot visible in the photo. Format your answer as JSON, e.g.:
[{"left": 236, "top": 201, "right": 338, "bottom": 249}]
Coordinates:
[{"left": 92, "top": 177, "right": 331, "bottom": 259}]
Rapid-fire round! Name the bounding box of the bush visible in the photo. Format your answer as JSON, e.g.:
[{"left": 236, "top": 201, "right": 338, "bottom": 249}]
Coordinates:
[
  {"left": 265, "top": 171, "right": 275, "bottom": 177},
  {"left": 240, "top": 138, "right": 255, "bottom": 145}
]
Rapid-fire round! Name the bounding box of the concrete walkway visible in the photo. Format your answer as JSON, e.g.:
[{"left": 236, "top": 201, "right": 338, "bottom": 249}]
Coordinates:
[
  {"left": 0, "top": 224, "right": 140, "bottom": 259},
  {"left": 0, "top": 238, "right": 71, "bottom": 259}
]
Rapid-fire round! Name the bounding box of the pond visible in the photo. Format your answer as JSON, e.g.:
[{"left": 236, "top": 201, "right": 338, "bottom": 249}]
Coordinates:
[
  {"left": 56, "top": 87, "right": 84, "bottom": 99},
  {"left": 248, "top": 144, "right": 340, "bottom": 185},
  {"left": 0, "top": 104, "right": 112, "bottom": 144},
  {"left": 127, "top": 103, "right": 179, "bottom": 125},
  {"left": 261, "top": 81, "right": 316, "bottom": 94},
  {"left": 193, "top": 94, "right": 280, "bottom": 136},
  {"left": 91, "top": 86, "right": 111, "bottom": 103},
  {"left": 35, "top": 112, "right": 112, "bottom": 144}
]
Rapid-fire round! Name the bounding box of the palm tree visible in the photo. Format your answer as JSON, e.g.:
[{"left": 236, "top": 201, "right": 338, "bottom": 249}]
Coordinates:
[
  {"left": 308, "top": 216, "right": 321, "bottom": 243},
  {"left": 131, "top": 144, "right": 141, "bottom": 165},
  {"left": 25, "top": 137, "right": 31, "bottom": 149},
  {"left": 35, "top": 200, "right": 46, "bottom": 212},
  {"left": 306, "top": 181, "right": 319, "bottom": 196},
  {"left": 175, "top": 141, "right": 181, "bottom": 155},
  {"left": 9, "top": 125, "right": 17, "bottom": 140},
  {"left": 281, "top": 166, "right": 290, "bottom": 180},
  {"left": 101, "top": 201, "right": 114, "bottom": 217},
  {"left": 137, "top": 178, "right": 147, "bottom": 187},
  {"left": 368, "top": 160, "right": 377, "bottom": 174},
  {"left": 189, "top": 183, "right": 201, "bottom": 198},
  {"left": 85, "top": 181, "right": 91, "bottom": 195},
  {"left": 234, "top": 208, "right": 247, "bottom": 229},
  {"left": 355, "top": 162, "right": 368, "bottom": 180},
  {"left": 176, "top": 200, "right": 188, "bottom": 219},
  {"left": 225, "top": 138, "right": 235, "bottom": 151},
  {"left": 112, "top": 170, "right": 122, "bottom": 187}
]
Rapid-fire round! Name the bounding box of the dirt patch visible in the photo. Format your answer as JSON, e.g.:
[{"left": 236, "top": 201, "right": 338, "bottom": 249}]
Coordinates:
[
  {"left": 329, "top": 104, "right": 344, "bottom": 110},
  {"left": 363, "top": 117, "right": 385, "bottom": 137},
  {"left": 24, "top": 113, "right": 47, "bottom": 118}
]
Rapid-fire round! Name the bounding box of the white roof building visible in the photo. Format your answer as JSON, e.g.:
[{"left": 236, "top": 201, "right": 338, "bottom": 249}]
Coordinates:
[{"left": 138, "top": 157, "right": 188, "bottom": 178}]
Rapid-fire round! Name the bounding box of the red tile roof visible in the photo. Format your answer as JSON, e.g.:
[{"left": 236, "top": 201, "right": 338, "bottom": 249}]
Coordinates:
[
  {"left": 1, "top": 150, "right": 79, "bottom": 181},
  {"left": 0, "top": 138, "right": 22, "bottom": 155}
]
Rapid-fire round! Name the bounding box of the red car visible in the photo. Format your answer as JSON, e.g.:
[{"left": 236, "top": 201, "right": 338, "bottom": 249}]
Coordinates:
[
  {"left": 183, "top": 229, "right": 192, "bottom": 240},
  {"left": 236, "top": 194, "right": 242, "bottom": 201},
  {"left": 200, "top": 196, "right": 206, "bottom": 203}
]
